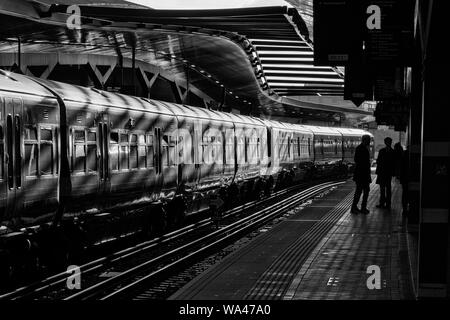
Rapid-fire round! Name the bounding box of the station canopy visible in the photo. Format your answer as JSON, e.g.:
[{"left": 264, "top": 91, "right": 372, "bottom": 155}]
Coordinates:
[{"left": 0, "top": 0, "right": 369, "bottom": 117}]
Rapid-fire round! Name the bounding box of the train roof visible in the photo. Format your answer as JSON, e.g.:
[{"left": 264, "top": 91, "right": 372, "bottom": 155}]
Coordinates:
[
  {"left": 0, "top": 70, "right": 55, "bottom": 98},
  {"left": 303, "top": 125, "right": 342, "bottom": 136},
  {"left": 257, "top": 119, "right": 309, "bottom": 133},
  {"left": 335, "top": 128, "right": 373, "bottom": 137}
]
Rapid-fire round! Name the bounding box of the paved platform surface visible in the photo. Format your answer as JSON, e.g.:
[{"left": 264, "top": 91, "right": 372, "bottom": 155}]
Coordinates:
[{"left": 169, "top": 178, "right": 414, "bottom": 300}]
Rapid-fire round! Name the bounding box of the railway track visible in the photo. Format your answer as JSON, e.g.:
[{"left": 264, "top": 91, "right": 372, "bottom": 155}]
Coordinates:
[{"left": 0, "top": 179, "right": 345, "bottom": 300}]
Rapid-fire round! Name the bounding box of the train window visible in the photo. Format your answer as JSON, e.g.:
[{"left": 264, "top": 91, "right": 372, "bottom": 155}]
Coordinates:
[
  {"left": 162, "top": 135, "right": 169, "bottom": 166},
  {"left": 24, "top": 144, "right": 38, "bottom": 176},
  {"left": 75, "top": 130, "right": 85, "bottom": 142},
  {"left": 110, "top": 132, "right": 119, "bottom": 143},
  {"left": 267, "top": 130, "right": 272, "bottom": 158},
  {"left": 86, "top": 145, "right": 97, "bottom": 173},
  {"left": 287, "top": 137, "right": 291, "bottom": 158},
  {"left": 162, "top": 135, "right": 175, "bottom": 167},
  {"left": 40, "top": 128, "right": 52, "bottom": 142},
  {"left": 307, "top": 138, "right": 311, "bottom": 156},
  {"left": 74, "top": 144, "right": 86, "bottom": 173},
  {"left": 110, "top": 131, "right": 119, "bottom": 171},
  {"left": 256, "top": 137, "right": 260, "bottom": 161},
  {"left": 70, "top": 128, "right": 96, "bottom": 174},
  {"left": 73, "top": 129, "right": 85, "bottom": 173},
  {"left": 87, "top": 131, "right": 96, "bottom": 142},
  {"left": 119, "top": 132, "right": 129, "bottom": 170},
  {"left": 146, "top": 134, "right": 154, "bottom": 167},
  {"left": 120, "top": 145, "right": 129, "bottom": 170},
  {"left": 237, "top": 135, "right": 245, "bottom": 164},
  {"left": 24, "top": 126, "right": 38, "bottom": 176},
  {"left": 138, "top": 134, "right": 146, "bottom": 169},
  {"left": 0, "top": 126, "right": 3, "bottom": 179},
  {"left": 86, "top": 130, "right": 97, "bottom": 173},
  {"left": 225, "top": 134, "right": 234, "bottom": 165},
  {"left": 244, "top": 137, "right": 248, "bottom": 163},
  {"left": 40, "top": 127, "right": 54, "bottom": 175},
  {"left": 26, "top": 127, "right": 37, "bottom": 140},
  {"left": 130, "top": 135, "right": 138, "bottom": 170}
]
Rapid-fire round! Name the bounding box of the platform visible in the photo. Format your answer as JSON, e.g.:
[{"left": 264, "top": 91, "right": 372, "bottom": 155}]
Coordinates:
[{"left": 169, "top": 178, "right": 415, "bottom": 300}]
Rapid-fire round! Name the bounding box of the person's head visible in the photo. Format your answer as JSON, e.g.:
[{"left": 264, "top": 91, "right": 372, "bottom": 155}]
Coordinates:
[
  {"left": 384, "top": 137, "right": 392, "bottom": 147},
  {"left": 394, "top": 142, "right": 403, "bottom": 152},
  {"left": 361, "top": 134, "right": 371, "bottom": 146}
]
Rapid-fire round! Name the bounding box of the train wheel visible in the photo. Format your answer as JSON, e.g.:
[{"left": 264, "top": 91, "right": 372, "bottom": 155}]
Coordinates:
[
  {"left": 226, "top": 184, "right": 239, "bottom": 208},
  {"left": 152, "top": 206, "right": 167, "bottom": 235},
  {"left": 167, "top": 197, "right": 186, "bottom": 228},
  {"left": 0, "top": 253, "right": 13, "bottom": 288},
  {"left": 253, "top": 179, "right": 263, "bottom": 200},
  {"left": 265, "top": 176, "right": 274, "bottom": 196}
]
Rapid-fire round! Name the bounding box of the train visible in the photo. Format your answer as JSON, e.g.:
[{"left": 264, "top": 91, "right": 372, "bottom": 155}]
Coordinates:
[{"left": 0, "top": 69, "right": 374, "bottom": 280}]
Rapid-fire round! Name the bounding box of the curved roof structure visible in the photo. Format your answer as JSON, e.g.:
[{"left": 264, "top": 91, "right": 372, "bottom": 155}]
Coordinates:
[{"left": 0, "top": 0, "right": 369, "bottom": 119}]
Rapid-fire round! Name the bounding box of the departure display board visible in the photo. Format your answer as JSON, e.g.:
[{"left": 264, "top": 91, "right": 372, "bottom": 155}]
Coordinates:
[
  {"left": 313, "top": 0, "right": 414, "bottom": 66},
  {"left": 363, "top": 0, "right": 415, "bottom": 65},
  {"left": 313, "top": 0, "right": 363, "bottom": 66}
]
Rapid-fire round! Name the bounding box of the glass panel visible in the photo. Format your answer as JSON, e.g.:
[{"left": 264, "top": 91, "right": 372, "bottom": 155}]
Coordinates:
[
  {"left": 120, "top": 145, "right": 128, "bottom": 170},
  {"left": 0, "top": 126, "right": 3, "bottom": 177},
  {"left": 130, "top": 145, "right": 138, "bottom": 169},
  {"left": 120, "top": 133, "right": 128, "bottom": 143},
  {"left": 138, "top": 134, "right": 145, "bottom": 144},
  {"left": 74, "top": 145, "right": 85, "bottom": 172},
  {"left": 138, "top": 146, "right": 146, "bottom": 168},
  {"left": 75, "top": 130, "right": 85, "bottom": 142},
  {"left": 162, "top": 147, "right": 169, "bottom": 167},
  {"left": 40, "top": 143, "right": 53, "bottom": 175},
  {"left": 87, "top": 145, "right": 97, "bottom": 172},
  {"left": 87, "top": 131, "right": 96, "bottom": 142},
  {"left": 110, "top": 144, "right": 119, "bottom": 171},
  {"left": 25, "top": 126, "right": 37, "bottom": 140},
  {"left": 146, "top": 134, "right": 153, "bottom": 145},
  {"left": 40, "top": 128, "right": 52, "bottom": 141},
  {"left": 24, "top": 144, "right": 38, "bottom": 176},
  {"left": 147, "top": 145, "right": 154, "bottom": 167},
  {"left": 110, "top": 131, "right": 119, "bottom": 143},
  {"left": 130, "top": 134, "right": 138, "bottom": 143}
]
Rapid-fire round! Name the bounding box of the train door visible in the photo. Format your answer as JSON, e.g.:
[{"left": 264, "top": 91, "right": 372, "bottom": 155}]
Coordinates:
[
  {"left": 176, "top": 118, "right": 196, "bottom": 188},
  {"left": 4, "top": 97, "right": 23, "bottom": 217},
  {"left": 97, "top": 115, "right": 110, "bottom": 197},
  {"left": 0, "top": 97, "right": 6, "bottom": 220},
  {"left": 154, "top": 127, "right": 163, "bottom": 194}
]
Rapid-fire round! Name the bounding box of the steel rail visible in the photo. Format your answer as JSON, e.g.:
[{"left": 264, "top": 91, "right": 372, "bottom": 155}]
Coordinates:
[
  {"left": 65, "top": 180, "right": 345, "bottom": 300},
  {"left": 0, "top": 179, "right": 326, "bottom": 300}
]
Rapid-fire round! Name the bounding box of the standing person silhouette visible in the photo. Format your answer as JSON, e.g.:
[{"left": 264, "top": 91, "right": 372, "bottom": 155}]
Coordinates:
[
  {"left": 393, "top": 142, "right": 404, "bottom": 180},
  {"left": 376, "top": 137, "right": 396, "bottom": 210},
  {"left": 351, "top": 134, "right": 372, "bottom": 214}
]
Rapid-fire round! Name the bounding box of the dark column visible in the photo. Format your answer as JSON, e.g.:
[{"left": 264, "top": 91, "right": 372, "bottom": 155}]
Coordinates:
[
  {"left": 417, "top": 0, "right": 450, "bottom": 299},
  {"left": 408, "top": 34, "right": 422, "bottom": 229}
]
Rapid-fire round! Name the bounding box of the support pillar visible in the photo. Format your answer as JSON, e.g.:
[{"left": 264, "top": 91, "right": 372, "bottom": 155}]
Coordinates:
[{"left": 417, "top": 0, "right": 450, "bottom": 299}]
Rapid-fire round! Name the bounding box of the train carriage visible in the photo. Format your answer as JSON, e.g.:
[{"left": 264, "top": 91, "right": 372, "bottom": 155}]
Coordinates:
[
  {"left": 0, "top": 71, "right": 60, "bottom": 225},
  {"left": 0, "top": 70, "right": 375, "bottom": 280},
  {"left": 336, "top": 128, "right": 375, "bottom": 174},
  {"left": 306, "top": 126, "right": 344, "bottom": 177}
]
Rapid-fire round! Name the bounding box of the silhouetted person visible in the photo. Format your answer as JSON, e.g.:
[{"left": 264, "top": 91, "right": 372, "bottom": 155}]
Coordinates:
[
  {"left": 376, "top": 137, "right": 395, "bottom": 209},
  {"left": 400, "top": 146, "right": 409, "bottom": 216},
  {"left": 393, "top": 142, "right": 403, "bottom": 180},
  {"left": 351, "top": 134, "right": 372, "bottom": 214}
]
